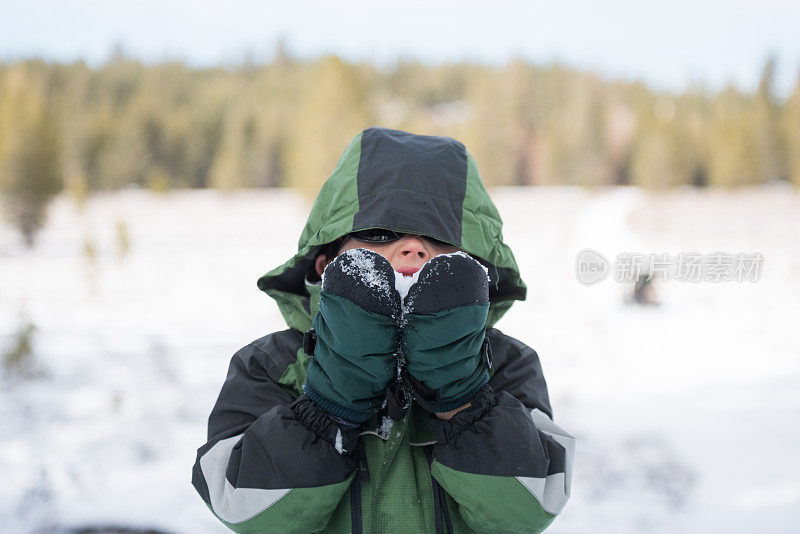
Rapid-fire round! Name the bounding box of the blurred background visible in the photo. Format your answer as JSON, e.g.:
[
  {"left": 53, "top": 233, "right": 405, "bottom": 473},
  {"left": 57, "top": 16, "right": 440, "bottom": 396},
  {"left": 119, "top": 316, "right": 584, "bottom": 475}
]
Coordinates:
[{"left": 1, "top": 1, "right": 799, "bottom": 532}]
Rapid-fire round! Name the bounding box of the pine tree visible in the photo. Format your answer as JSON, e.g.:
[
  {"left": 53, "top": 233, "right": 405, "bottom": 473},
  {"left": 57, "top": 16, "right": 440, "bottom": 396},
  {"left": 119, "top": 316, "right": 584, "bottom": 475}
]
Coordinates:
[{"left": 0, "top": 66, "right": 63, "bottom": 246}]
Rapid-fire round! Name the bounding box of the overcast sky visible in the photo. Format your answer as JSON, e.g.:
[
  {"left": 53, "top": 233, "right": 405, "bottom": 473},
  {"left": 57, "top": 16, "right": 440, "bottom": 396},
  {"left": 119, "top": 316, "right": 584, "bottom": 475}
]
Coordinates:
[{"left": 2, "top": 0, "right": 799, "bottom": 95}]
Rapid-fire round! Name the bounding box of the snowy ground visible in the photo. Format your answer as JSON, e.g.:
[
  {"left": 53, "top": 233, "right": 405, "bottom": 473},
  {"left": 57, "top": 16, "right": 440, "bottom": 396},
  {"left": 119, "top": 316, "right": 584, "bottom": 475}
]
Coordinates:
[{"left": 1, "top": 186, "right": 798, "bottom": 533}]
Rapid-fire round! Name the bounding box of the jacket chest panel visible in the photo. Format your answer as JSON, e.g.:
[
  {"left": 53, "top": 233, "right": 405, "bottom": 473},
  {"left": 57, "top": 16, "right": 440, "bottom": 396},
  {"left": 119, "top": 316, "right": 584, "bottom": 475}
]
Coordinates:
[{"left": 358, "top": 413, "right": 439, "bottom": 532}]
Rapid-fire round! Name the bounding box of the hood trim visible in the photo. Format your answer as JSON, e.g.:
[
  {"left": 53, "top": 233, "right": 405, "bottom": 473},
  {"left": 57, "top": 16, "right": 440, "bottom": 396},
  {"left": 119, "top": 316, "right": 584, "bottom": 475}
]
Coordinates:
[{"left": 257, "top": 128, "right": 526, "bottom": 332}]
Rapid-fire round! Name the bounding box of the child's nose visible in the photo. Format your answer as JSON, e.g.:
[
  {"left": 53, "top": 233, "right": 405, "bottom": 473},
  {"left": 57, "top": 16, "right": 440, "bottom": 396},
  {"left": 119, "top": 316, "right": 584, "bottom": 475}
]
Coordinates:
[{"left": 398, "top": 235, "right": 427, "bottom": 259}]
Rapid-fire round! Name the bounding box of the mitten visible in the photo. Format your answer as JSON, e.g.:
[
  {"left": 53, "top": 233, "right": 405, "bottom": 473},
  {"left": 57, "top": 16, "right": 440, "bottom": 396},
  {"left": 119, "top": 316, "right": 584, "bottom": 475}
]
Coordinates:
[
  {"left": 304, "top": 248, "right": 402, "bottom": 423},
  {"left": 402, "top": 252, "right": 490, "bottom": 413}
]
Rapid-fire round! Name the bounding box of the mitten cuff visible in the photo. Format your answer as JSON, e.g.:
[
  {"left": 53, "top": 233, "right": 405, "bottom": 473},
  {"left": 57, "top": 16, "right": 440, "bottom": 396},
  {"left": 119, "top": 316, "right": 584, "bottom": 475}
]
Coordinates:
[
  {"left": 432, "top": 383, "right": 498, "bottom": 444},
  {"left": 434, "top": 371, "right": 490, "bottom": 413},
  {"left": 302, "top": 383, "right": 377, "bottom": 424}
]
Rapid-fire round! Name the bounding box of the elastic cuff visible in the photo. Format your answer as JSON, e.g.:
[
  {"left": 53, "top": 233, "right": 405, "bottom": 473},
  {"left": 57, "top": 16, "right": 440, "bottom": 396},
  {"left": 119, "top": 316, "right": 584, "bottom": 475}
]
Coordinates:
[
  {"left": 291, "top": 395, "right": 362, "bottom": 456},
  {"left": 434, "top": 371, "right": 490, "bottom": 413},
  {"left": 302, "top": 384, "right": 376, "bottom": 423},
  {"left": 431, "top": 384, "right": 498, "bottom": 444}
]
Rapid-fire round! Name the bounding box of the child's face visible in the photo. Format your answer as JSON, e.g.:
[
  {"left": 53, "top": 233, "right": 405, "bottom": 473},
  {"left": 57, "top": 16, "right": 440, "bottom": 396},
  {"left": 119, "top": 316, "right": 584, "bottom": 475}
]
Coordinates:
[{"left": 337, "top": 234, "right": 460, "bottom": 277}]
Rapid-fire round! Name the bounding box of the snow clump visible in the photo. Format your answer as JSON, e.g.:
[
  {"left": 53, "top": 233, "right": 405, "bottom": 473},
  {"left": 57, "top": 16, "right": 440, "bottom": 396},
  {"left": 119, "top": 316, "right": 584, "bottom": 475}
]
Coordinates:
[
  {"left": 334, "top": 428, "right": 346, "bottom": 455},
  {"left": 394, "top": 269, "right": 421, "bottom": 300},
  {"left": 325, "top": 248, "right": 393, "bottom": 295}
]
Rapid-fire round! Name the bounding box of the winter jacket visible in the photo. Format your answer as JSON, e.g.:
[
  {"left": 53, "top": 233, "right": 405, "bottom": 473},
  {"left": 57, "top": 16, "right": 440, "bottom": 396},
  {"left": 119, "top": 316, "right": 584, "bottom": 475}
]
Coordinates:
[{"left": 192, "top": 127, "right": 574, "bottom": 533}]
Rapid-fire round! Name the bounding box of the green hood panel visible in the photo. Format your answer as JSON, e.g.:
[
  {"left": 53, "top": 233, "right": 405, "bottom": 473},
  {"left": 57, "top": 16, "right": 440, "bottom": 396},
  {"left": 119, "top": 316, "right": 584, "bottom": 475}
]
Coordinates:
[{"left": 257, "top": 127, "right": 526, "bottom": 331}]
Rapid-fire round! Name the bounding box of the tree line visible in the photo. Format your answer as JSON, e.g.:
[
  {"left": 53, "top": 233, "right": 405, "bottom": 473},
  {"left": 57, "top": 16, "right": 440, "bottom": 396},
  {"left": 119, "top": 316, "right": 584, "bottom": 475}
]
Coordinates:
[{"left": 0, "top": 54, "right": 798, "bottom": 243}]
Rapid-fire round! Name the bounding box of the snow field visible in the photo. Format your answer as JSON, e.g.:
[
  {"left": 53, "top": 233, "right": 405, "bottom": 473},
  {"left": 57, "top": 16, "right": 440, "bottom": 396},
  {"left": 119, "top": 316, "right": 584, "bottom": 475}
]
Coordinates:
[{"left": 1, "top": 186, "right": 798, "bottom": 533}]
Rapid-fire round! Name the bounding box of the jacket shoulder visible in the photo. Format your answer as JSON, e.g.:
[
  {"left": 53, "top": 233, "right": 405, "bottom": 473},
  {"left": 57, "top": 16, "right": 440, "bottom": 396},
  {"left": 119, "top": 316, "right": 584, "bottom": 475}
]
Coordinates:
[
  {"left": 486, "top": 328, "right": 537, "bottom": 358},
  {"left": 234, "top": 328, "right": 304, "bottom": 381},
  {"left": 486, "top": 328, "right": 553, "bottom": 418}
]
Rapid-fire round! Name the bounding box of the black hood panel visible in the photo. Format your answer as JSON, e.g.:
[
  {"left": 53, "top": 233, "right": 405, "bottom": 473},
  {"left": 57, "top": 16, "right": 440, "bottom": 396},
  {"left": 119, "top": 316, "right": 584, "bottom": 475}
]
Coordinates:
[{"left": 353, "top": 127, "right": 467, "bottom": 245}]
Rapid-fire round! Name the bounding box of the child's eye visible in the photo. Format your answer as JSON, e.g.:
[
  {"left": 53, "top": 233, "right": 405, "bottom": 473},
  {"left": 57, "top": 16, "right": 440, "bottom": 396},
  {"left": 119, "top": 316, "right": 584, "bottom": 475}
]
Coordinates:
[
  {"left": 350, "top": 229, "right": 402, "bottom": 243},
  {"left": 350, "top": 229, "right": 453, "bottom": 247}
]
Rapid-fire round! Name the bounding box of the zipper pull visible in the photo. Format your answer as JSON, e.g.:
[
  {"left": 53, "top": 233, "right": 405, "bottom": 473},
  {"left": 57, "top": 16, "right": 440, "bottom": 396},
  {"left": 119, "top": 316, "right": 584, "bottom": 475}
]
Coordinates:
[{"left": 355, "top": 440, "right": 370, "bottom": 483}]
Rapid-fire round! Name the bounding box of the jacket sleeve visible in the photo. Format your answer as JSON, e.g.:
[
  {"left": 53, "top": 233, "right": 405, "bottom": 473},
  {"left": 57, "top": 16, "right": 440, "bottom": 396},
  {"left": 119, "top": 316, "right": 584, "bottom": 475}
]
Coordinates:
[
  {"left": 191, "top": 333, "right": 358, "bottom": 533},
  {"left": 428, "top": 332, "right": 575, "bottom": 534}
]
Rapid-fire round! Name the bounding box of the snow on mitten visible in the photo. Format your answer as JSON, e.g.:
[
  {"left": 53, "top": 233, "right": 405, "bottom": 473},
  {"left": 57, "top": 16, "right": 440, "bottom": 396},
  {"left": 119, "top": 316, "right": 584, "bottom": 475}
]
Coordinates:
[
  {"left": 402, "top": 252, "right": 490, "bottom": 413},
  {"left": 304, "top": 248, "right": 402, "bottom": 423}
]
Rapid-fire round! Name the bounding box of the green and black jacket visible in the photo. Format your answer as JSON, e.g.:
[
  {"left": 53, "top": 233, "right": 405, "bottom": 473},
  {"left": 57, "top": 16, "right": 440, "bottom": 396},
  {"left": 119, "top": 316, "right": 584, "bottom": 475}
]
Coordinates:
[{"left": 192, "top": 128, "right": 574, "bottom": 533}]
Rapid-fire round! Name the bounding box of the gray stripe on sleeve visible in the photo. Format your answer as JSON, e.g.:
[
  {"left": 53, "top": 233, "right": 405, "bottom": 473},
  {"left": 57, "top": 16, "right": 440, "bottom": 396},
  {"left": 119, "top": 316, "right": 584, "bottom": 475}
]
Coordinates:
[
  {"left": 199, "top": 434, "right": 291, "bottom": 524},
  {"left": 515, "top": 408, "right": 575, "bottom": 515}
]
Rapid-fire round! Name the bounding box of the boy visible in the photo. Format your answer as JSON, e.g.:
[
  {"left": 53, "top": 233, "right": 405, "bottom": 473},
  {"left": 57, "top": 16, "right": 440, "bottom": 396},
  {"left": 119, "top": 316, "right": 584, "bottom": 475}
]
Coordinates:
[{"left": 192, "top": 127, "right": 574, "bottom": 533}]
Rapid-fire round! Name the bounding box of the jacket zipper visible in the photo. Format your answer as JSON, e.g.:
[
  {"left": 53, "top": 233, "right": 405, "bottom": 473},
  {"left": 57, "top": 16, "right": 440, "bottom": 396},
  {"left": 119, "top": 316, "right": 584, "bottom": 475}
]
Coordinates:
[
  {"left": 435, "top": 479, "right": 454, "bottom": 534},
  {"left": 350, "top": 441, "right": 369, "bottom": 534},
  {"left": 350, "top": 478, "right": 363, "bottom": 534},
  {"left": 424, "top": 445, "right": 453, "bottom": 534}
]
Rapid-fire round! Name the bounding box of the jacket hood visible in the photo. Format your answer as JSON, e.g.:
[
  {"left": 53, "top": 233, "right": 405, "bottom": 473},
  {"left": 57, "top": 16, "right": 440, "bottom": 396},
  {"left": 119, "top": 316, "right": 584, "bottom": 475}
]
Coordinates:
[{"left": 257, "top": 127, "right": 526, "bottom": 332}]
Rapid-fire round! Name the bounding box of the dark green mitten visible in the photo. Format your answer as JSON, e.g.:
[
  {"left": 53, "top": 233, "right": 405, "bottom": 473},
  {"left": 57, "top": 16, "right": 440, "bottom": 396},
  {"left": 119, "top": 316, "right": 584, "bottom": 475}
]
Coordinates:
[
  {"left": 304, "top": 248, "right": 402, "bottom": 423},
  {"left": 402, "top": 252, "right": 491, "bottom": 413}
]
